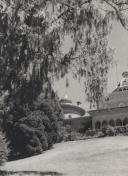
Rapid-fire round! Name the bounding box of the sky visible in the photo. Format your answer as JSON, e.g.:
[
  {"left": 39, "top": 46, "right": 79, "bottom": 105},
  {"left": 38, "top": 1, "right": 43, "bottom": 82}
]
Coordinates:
[
  {"left": 53, "top": 21, "right": 128, "bottom": 109},
  {"left": 108, "top": 22, "right": 128, "bottom": 91}
]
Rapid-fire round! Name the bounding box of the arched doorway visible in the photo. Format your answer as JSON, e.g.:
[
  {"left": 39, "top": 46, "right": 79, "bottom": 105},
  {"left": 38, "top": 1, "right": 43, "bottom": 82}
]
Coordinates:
[
  {"left": 109, "top": 119, "right": 115, "bottom": 127},
  {"left": 116, "top": 119, "right": 122, "bottom": 126},
  {"left": 123, "top": 118, "right": 128, "bottom": 126},
  {"left": 102, "top": 120, "right": 108, "bottom": 128},
  {"left": 95, "top": 121, "right": 101, "bottom": 130}
]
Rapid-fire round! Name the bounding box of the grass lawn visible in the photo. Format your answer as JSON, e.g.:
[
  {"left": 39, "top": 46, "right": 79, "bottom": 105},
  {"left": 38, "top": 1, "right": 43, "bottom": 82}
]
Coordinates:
[{"left": 1, "top": 136, "right": 128, "bottom": 176}]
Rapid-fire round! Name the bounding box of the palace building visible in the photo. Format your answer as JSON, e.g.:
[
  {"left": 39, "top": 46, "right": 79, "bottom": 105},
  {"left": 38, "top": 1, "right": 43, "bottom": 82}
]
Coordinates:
[
  {"left": 90, "top": 71, "right": 128, "bottom": 130},
  {"left": 60, "top": 95, "right": 91, "bottom": 132},
  {"left": 61, "top": 72, "right": 128, "bottom": 132},
  {"left": 60, "top": 96, "right": 85, "bottom": 119}
]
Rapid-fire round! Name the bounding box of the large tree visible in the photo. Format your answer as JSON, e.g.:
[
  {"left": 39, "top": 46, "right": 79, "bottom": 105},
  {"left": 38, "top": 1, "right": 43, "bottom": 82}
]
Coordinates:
[
  {"left": 0, "top": 0, "right": 128, "bottom": 106},
  {"left": 0, "top": 0, "right": 128, "bottom": 158}
]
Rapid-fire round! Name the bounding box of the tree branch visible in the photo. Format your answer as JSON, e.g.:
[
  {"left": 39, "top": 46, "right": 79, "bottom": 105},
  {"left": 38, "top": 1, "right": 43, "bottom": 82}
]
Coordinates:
[
  {"left": 120, "top": 7, "right": 128, "bottom": 11},
  {"left": 115, "top": 2, "right": 128, "bottom": 6},
  {"left": 51, "top": 0, "right": 92, "bottom": 24},
  {"left": 104, "top": 0, "right": 128, "bottom": 31},
  {"left": 80, "top": 0, "right": 92, "bottom": 7},
  {"left": 58, "top": 2, "right": 75, "bottom": 10}
]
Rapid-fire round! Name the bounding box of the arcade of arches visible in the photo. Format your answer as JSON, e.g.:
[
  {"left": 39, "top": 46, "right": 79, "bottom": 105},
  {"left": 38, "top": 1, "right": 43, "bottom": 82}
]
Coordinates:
[
  {"left": 90, "top": 106, "right": 128, "bottom": 130},
  {"left": 95, "top": 118, "right": 128, "bottom": 130}
]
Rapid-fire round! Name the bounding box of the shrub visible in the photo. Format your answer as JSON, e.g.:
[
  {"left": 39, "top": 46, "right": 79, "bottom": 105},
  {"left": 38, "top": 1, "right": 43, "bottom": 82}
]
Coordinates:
[
  {"left": 36, "top": 98, "right": 64, "bottom": 146},
  {"left": 106, "top": 126, "right": 115, "bottom": 136},
  {"left": 3, "top": 96, "right": 64, "bottom": 160},
  {"left": 0, "top": 132, "right": 8, "bottom": 165},
  {"left": 63, "top": 125, "right": 71, "bottom": 142},
  {"left": 125, "top": 125, "right": 128, "bottom": 135},
  {"left": 12, "top": 112, "right": 48, "bottom": 158},
  {"left": 85, "top": 129, "right": 96, "bottom": 137},
  {"left": 101, "top": 126, "right": 115, "bottom": 137},
  {"left": 97, "top": 131, "right": 104, "bottom": 138},
  {"left": 115, "top": 126, "right": 126, "bottom": 135}
]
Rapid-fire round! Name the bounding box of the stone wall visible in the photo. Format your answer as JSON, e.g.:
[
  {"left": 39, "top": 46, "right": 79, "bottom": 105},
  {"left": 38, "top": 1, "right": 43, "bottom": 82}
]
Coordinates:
[{"left": 64, "top": 116, "right": 92, "bottom": 132}]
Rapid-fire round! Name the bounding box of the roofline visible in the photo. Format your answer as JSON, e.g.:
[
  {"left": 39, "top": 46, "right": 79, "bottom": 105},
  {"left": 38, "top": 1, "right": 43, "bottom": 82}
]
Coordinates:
[
  {"left": 89, "top": 105, "right": 128, "bottom": 114},
  {"left": 61, "top": 104, "right": 85, "bottom": 116}
]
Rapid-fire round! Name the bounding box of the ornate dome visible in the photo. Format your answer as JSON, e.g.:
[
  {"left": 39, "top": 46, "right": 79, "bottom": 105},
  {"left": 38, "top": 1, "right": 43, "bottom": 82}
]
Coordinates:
[
  {"left": 102, "top": 71, "right": 128, "bottom": 109},
  {"left": 120, "top": 77, "right": 128, "bottom": 87},
  {"left": 120, "top": 71, "right": 128, "bottom": 87}
]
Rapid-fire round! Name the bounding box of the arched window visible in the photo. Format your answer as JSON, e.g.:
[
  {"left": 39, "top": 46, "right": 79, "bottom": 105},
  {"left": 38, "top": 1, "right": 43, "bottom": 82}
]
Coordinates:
[
  {"left": 123, "top": 118, "right": 128, "bottom": 126},
  {"left": 109, "top": 120, "right": 115, "bottom": 127},
  {"left": 116, "top": 119, "right": 122, "bottom": 126},
  {"left": 102, "top": 120, "right": 108, "bottom": 128},
  {"left": 95, "top": 121, "right": 101, "bottom": 130}
]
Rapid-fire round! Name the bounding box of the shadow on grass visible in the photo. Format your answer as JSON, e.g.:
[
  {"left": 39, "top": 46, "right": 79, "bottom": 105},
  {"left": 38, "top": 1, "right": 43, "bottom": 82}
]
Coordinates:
[{"left": 0, "top": 170, "right": 63, "bottom": 176}]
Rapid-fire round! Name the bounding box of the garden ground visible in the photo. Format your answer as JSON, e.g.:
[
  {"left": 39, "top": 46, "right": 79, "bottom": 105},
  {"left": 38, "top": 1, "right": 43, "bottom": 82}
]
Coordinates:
[{"left": 1, "top": 136, "right": 128, "bottom": 176}]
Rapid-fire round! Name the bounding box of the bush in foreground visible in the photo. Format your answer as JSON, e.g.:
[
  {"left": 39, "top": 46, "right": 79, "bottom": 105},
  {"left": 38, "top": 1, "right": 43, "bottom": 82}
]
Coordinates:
[{"left": 3, "top": 96, "right": 64, "bottom": 160}]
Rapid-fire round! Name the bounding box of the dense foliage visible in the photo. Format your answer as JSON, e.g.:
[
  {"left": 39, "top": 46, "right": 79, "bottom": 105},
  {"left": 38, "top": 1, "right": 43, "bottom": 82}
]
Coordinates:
[
  {"left": 0, "top": 0, "right": 127, "bottom": 107},
  {"left": 63, "top": 125, "right": 128, "bottom": 142},
  {"left": 3, "top": 95, "right": 64, "bottom": 159},
  {"left": 0, "top": 132, "right": 8, "bottom": 165}
]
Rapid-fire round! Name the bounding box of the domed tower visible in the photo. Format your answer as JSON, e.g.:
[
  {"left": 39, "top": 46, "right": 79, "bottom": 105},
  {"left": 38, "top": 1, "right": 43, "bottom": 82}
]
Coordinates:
[
  {"left": 60, "top": 95, "right": 85, "bottom": 119},
  {"left": 102, "top": 72, "right": 128, "bottom": 109}
]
